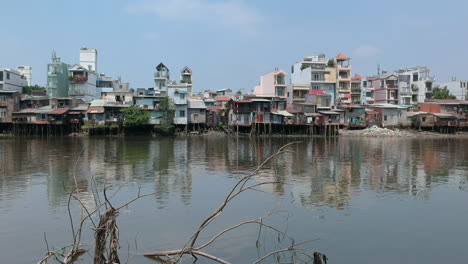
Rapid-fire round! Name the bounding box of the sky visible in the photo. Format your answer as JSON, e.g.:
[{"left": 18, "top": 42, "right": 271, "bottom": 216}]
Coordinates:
[{"left": 1, "top": 0, "right": 468, "bottom": 93}]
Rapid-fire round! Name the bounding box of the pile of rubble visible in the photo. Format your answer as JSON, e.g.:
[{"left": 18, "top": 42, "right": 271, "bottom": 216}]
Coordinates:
[{"left": 360, "top": 125, "right": 400, "bottom": 137}]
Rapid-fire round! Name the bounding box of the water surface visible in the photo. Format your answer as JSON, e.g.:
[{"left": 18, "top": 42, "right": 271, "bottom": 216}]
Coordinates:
[{"left": 1, "top": 136, "right": 467, "bottom": 263}]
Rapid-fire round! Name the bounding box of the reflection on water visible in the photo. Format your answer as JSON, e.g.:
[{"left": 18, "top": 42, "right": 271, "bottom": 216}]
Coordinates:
[
  {"left": 1, "top": 136, "right": 468, "bottom": 263},
  {"left": 2, "top": 137, "right": 467, "bottom": 209}
]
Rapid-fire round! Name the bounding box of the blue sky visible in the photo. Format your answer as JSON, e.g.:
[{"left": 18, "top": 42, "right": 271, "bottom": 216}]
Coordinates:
[{"left": 2, "top": 0, "right": 467, "bottom": 93}]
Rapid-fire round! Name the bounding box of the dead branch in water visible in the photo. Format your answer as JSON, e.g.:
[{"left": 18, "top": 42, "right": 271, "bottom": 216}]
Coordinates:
[
  {"left": 144, "top": 141, "right": 326, "bottom": 263},
  {"left": 39, "top": 141, "right": 326, "bottom": 264}
]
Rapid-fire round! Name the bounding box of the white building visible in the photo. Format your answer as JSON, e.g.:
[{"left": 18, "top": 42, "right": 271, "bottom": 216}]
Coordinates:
[
  {"left": 16, "top": 66, "right": 32, "bottom": 86},
  {"left": 289, "top": 54, "right": 336, "bottom": 106},
  {"left": 68, "top": 64, "right": 98, "bottom": 102},
  {"left": 435, "top": 77, "right": 468, "bottom": 100},
  {"left": 153, "top": 63, "right": 193, "bottom": 125},
  {"left": 397, "top": 66, "right": 434, "bottom": 105},
  {"left": 0, "top": 68, "right": 28, "bottom": 91},
  {"left": 80, "top": 47, "right": 98, "bottom": 72}
]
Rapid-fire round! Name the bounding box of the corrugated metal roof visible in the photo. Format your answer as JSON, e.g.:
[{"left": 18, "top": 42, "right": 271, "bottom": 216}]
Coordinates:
[
  {"left": 49, "top": 107, "right": 69, "bottom": 115},
  {"left": 188, "top": 100, "right": 206, "bottom": 109},
  {"left": 319, "top": 111, "right": 340, "bottom": 115},
  {"left": 90, "top": 99, "right": 106, "bottom": 107},
  {"left": 272, "top": 110, "right": 294, "bottom": 117}
]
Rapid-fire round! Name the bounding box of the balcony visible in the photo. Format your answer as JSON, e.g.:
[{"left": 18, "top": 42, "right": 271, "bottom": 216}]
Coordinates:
[
  {"left": 68, "top": 75, "right": 88, "bottom": 84},
  {"left": 385, "top": 84, "right": 398, "bottom": 89},
  {"left": 351, "top": 89, "right": 361, "bottom": 94},
  {"left": 338, "top": 64, "right": 351, "bottom": 70}
]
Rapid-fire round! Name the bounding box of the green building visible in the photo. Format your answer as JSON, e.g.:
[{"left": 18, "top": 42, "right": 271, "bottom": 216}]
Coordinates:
[{"left": 47, "top": 51, "right": 70, "bottom": 98}]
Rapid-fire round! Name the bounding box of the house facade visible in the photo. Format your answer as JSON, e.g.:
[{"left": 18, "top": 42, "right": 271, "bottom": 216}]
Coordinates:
[
  {"left": 254, "top": 69, "right": 287, "bottom": 98},
  {"left": 0, "top": 68, "right": 28, "bottom": 91},
  {"left": 0, "top": 91, "right": 20, "bottom": 124},
  {"left": 289, "top": 54, "right": 336, "bottom": 106},
  {"left": 68, "top": 64, "right": 98, "bottom": 102}
]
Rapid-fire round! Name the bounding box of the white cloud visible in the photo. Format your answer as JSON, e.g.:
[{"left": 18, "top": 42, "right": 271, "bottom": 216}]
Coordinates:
[
  {"left": 125, "top": 0, "right": 263, "bottom": 27},
  {"left": 353, "top": 44, "right": 382, "bottom": 57}
]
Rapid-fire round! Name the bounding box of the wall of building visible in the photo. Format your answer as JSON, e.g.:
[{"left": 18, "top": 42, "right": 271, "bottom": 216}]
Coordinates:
[
  {"left": 188, "top": 108, "right": 206, "bottom": 124},
  {"left": 174, "top": 105, "right": 188, "bottom": 125},
  {"left": 16, "top": 66, "right": 32, "bottom": 86},
  {"left": 435, "top": 81, "right": 468, "bottom": 100},
  {"left": 0, "top": 69, "right": 28, "bottom": 91},
  {"left": 0, "top": 92, "right": 20, "bottom": 123}
]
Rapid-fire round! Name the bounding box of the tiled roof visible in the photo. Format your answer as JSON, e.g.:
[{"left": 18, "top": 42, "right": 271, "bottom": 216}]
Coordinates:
[
  {"left": 335, "top": 53, "right": 348, "bottom": 60},
  {"left": 352, "top": 74, "right": 363, "bottom": 80}
]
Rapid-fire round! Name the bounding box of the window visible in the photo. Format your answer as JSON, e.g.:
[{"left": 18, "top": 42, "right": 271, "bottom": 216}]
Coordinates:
[
  {"left": 0, "top": 95, "right": 6, "bottom": 101},
  {"left": 0, "top": 71, "right": 3, "bottom": 81},
  {"left": 193, "top": 114, "right": 199, "bottom": 120},
  {"left": 6, "top": 72, "right": 10, "bottom": 80},
  {"left": 384, "top": 115, "right": 388, "bottom": 121},
  {"left": 180, "top": 94, "right": 186, "bottom": 100},
  {"left": 199, "top": 109, "right": 204, "bottom": 113},
  {"left": 422, "top": 117, "right": 426, "bottom": 122},
  {"left": 0, "top": 109, "right": 6, "bottom": 118},
  {"left": 312, "top": 73, "right": 323, "bottom": 81},
  {"left": 276, "top": 87, "right": 285, "bottom": 96},
  {"left": 179, "top": 110, "right": 185, "bottom": 117},
  {"left": 312, "top": 85, "right": 320, "bottom": 90}
]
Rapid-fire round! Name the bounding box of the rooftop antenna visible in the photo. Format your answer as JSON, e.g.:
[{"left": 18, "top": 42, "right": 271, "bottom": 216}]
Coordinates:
[{"left": 377, "top": 64, "right": 381, "bottom": 75}]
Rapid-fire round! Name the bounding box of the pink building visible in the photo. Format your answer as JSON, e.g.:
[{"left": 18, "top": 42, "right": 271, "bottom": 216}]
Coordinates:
[
  {"left": 364, "top": 74, "right": 399, "bottom": 104},
  {"left": 254, "top": 69, "right": 287, "bottom": 98}
]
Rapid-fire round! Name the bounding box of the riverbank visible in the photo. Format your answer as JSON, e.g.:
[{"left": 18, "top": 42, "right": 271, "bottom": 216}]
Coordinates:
[{"left": 3, "top": 127, "right": 468, "bottom": 138}]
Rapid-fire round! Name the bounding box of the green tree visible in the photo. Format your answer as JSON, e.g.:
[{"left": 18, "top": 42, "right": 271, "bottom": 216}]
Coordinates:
[
  {"left": 159, "top": 97, "right": 175, "bottom": 124},
  {"left": 120, "top": 106, "right": 150, "bottom": 127},
  {"left": 327, "top": 59, "right": 335, "bottom": 67},
  {"left": 23, "top": 85, "right": 46, "bottom": 95},
  {"left": 236, "top": 90, "right": 242, "bottom": 95},
  {"left": 431, "top": 85, "right": 456, "bottom": 99}
]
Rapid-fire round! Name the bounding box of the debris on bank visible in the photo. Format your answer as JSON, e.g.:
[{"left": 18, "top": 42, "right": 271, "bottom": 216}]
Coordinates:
[{"left": 360, "top": 125, "right": 399, "bottom": 137}]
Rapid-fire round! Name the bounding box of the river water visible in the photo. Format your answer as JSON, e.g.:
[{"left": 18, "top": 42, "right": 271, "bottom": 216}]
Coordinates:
[{"left": 1, "top": 136, "right": 468, "bottom": 263}]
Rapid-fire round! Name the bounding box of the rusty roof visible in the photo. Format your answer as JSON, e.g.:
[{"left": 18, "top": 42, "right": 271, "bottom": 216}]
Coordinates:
[
  {"left": 48, "top": 107, "right": 69, "bottom": 115},
  {"left": 87, "top": 106, "right": 105, "bottom": 114}
]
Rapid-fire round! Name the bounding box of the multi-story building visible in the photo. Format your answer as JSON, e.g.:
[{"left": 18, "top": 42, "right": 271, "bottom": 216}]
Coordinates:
[
  {"left": 335, "top": 53, "right": 352, "bottom": 104},
  {"left": 351, "top": 74, "right": 362, "bottom": 104},
  {"left": 0, "top": 68, "right": 28, "bottom": 91},
  {"left": 67, "top": 47, "right": 100, "bottom": 102},
  {"left": 16, "top": 66, "right": 32, "bottom": 86},
  {"left": 254, "top": 69, "right": 287, "bottom": 98},
  {"left": 68, "top": 64, "right": 98, "bottom": 102},
  {"left": 47, "top": 51, "right": 70, "bottom": 98},
  {"left": 363, "top": 72, "right": 399, "bottom": 104},
  {"left": 79, "top": 47, "right": 98, "bottom": 72},
  {"left": 289, "top": 54, "right": 336, "bottom": 106},
  {"left": 434, "top": 77, "right": 468, "bottom": 100},
  {"left": 154, "top": 63, "right": 193, "bottom": 125},
  {"left": 97, "top": 73, "right": 130, "bottom": 97},
  {"left": 396, "top": 66, "right": 434, "bottom": 104},
  {"left": 0, "top": 91, "right": 20, "bottom": 125}
]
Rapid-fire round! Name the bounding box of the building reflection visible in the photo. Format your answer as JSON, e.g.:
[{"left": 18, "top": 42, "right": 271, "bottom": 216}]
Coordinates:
[{"left": 1, "top": 136, "right": 468, "bottom": 210}]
